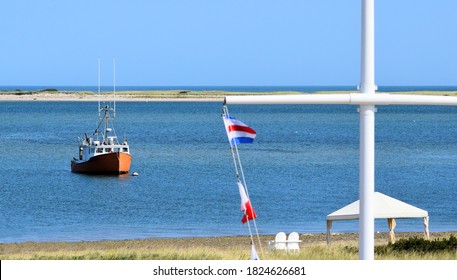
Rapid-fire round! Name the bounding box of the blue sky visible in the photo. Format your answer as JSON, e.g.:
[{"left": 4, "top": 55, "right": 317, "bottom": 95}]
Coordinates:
[{"left": 0, "top": 0, "right": 456, "bottom": 87}]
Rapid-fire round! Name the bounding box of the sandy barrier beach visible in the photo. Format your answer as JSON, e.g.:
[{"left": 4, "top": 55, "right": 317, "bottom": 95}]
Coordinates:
[
  {"left": 0, "top": 91, "right": 223, "bottom": 102},
  {"left": 0, "top": 89, "right": 297, "bottom": 102},
  {"left": 1, "top": 89, "right": 457, "bottom": 102}
]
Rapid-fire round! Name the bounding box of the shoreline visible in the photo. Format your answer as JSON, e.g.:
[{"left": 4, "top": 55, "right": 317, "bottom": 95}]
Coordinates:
[
  {"left": 2, "top": 231, "right": 453, "bottom": 246},
  {"left": 1, "top": 232, "right": 455, "bottom": 260},
  {"left": 1, "top": 89, "right": 457, "bottom": 102},
  {"left": 0, "top": 92, "right": 224, "bottom": 102}
]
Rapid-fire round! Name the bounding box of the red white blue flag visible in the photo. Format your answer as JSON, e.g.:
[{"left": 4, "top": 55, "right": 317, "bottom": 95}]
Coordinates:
[
  {"left": 238, "top": 181, "right": 257, "bottom": 224},
  {"left": 223, "top": 114, "right": 256, "bottom": 145}
]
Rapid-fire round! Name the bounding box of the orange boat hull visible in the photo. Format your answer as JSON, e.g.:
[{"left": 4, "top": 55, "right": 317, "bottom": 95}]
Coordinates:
[{"left": 71, "top": 152, "right": 132, "bottom": 174}]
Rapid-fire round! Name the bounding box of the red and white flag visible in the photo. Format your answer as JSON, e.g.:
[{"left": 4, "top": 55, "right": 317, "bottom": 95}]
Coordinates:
[{"left": 237, "top": 181, "right": 257, "bottom": 224}]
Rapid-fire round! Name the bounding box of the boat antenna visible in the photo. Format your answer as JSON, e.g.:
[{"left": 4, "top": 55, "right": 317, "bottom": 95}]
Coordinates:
[
  {"left": 113, "top": 57, "right": 116, "bottom": 118},
  {"left": 98, "top": 58, "right": 101, "bottom": 119}
]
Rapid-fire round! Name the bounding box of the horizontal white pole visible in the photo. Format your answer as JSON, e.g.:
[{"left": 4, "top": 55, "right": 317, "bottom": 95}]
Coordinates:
[{"left": 224, "top": 93, "right": 457, "bottom": 106}]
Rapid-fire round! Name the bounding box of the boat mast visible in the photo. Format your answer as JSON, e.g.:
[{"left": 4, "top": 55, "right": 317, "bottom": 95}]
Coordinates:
[
  {"left": 113, "top": 58, "right": 116, "bottom": 118},
  {"left": 98, "top": 58, "right": 101, "bottom": 120},
  {"left": 104, "top": 102, "right": 109, "bottom": 142}
]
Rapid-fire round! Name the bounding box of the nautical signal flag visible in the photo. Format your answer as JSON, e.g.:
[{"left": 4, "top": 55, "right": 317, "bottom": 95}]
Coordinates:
[
  {"left": 223, "top": 114, "right": 256, "bottom": 145},
  {"left": 238, "top": 181, "right": 257, "bottom": 224}
]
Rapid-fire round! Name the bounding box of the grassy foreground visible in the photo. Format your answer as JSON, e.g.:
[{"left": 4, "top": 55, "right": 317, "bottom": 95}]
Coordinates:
[{"left": 1, "top": 232, "right": 456, "bottom": 260}]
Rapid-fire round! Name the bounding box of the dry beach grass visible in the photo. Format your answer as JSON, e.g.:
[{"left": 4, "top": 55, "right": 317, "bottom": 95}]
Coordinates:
[
  {"left": 0, "top": 89, "right": 299, "bottom": 102},
  {"left": 1, "top": 232, "right": 456, "bottom": 260},
  {"left": 1, "top": 89, "right": 457, "bottom": 102}
]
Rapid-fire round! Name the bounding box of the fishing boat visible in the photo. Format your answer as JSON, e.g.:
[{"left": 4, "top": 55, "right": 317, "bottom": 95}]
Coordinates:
[{"left": 71, "top": 60, "right": 132, "bottom": 174}]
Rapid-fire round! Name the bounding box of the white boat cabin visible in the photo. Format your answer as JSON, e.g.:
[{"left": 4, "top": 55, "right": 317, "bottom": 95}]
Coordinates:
[{"left": 77, "top": 136, "right": 130, "bottom": 162}]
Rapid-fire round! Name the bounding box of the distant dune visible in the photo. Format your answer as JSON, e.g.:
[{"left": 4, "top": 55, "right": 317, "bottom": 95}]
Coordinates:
[{"left": 1, "top": 90, "right": 457, "bottom": 102}]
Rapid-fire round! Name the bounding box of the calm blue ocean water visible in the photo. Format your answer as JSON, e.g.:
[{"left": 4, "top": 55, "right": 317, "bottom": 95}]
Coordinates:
[{"left": 1, "top": 101, "right": 457, "bottom": 243}]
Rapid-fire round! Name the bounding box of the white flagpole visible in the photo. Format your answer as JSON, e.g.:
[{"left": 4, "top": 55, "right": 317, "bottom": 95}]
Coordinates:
[
  {"left": 222, "top": 106, "right": 264, "bottom": 258},
  {"left": 358, "top": 0, "right": 376, "bottom": 260}
]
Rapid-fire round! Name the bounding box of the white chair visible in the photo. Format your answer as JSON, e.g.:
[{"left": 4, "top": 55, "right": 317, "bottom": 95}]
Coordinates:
[
  {"left": 267, "top": 232, "right": 287, "bottom": 251},
  {"left": 287, "top": 232, "right": 301, "bottom": 252}
]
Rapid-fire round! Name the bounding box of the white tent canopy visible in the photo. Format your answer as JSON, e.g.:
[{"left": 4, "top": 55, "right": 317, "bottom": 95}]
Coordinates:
[{"left": 326, "top": 192, "right": 429, "bottom": 244}]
